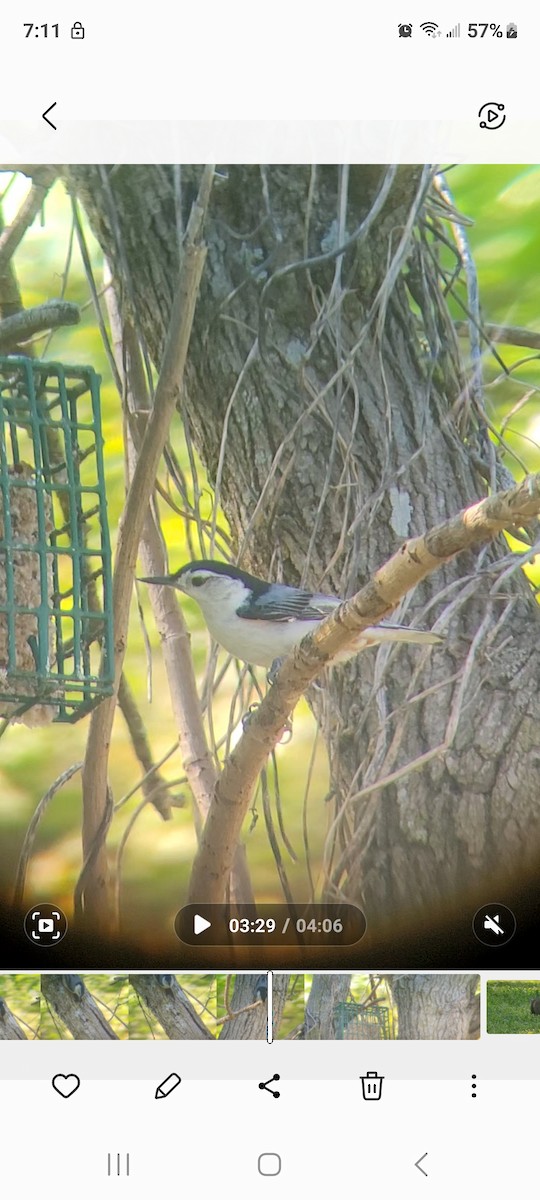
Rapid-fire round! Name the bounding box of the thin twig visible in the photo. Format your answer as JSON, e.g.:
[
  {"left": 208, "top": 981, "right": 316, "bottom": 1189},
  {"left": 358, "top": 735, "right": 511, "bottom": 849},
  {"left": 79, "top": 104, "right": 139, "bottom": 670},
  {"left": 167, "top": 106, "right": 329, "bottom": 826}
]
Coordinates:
[
  {"left": 13, "top": 763, "right": 83, "bottom": 907},
  {"left": 455, "top": 320, "right": 540, "bottom": 352},
  {"left": 0, "top": 167, "right": 56, "bottom": 270},
  {"left": 71, "top": 197, "right": 123, "bottom": 395},
  {"left": 80, "top": 165, "right": 214, "bottom": 932}
]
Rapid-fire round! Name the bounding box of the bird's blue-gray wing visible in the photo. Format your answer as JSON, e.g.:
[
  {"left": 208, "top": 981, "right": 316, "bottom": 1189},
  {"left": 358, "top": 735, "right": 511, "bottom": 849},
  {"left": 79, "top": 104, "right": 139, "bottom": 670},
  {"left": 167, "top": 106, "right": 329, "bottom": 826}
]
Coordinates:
[{"left": 237, "top": 585, "right": 340, "bottom": 623}]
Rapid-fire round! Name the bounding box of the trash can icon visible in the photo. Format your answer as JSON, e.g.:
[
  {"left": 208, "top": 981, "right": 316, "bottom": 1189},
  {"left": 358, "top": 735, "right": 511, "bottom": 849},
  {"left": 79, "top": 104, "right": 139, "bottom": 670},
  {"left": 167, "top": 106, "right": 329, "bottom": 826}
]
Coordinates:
[{"left": 360, "top": 1070, "right": 384, "bottom": 1100}]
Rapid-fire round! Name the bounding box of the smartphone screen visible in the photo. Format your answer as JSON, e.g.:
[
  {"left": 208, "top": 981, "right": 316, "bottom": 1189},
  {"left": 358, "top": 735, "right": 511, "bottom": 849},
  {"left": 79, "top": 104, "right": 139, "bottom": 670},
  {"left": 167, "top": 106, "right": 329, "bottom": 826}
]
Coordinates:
[{"left": 0, "top": 4, "right": 539, "bottom": 1193}]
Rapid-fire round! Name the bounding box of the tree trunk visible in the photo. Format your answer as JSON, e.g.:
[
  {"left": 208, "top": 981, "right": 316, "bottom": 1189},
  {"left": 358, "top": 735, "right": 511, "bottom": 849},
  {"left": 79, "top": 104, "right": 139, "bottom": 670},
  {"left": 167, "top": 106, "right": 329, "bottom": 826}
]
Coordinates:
[
  {"left": 305, "top": 973, "right": 352, "bottom": 1038},
  {"left": 41, "top": 974, "right": 118, "bottom": 1039},
  {"left": 0, "top": 1000, "right": 27, "bottom": 1039},
  {"left": 129, "top": 974, "right": 211, "bottom": 1038},
  {"left": 218, "top": 972, "right": 289, "bottom": 1039},
  {"left": 387, "top": 974, "right": 479, "bottom": 1039},
  {"left": 64, "top": 165, "right": 540, "bottom": 933}
]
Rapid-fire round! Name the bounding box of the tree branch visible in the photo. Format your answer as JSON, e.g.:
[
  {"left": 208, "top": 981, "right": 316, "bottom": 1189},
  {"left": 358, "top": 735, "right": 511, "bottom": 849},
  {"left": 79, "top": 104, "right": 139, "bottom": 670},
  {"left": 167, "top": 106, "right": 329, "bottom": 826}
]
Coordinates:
[
  {"left": 0, "top": 167, "right": 57, "bottom": 271},
  {"left": 0, "top": 1000, "right": 28, "bottom": 1039},
  {"left": 218, "top": 974, "right": 272, "bottom": 1040},
  {"left": 188, "top": 471, "right": 540, "bottom": 903},
  {"left": 455, "top": 319, "right": 540, "bottom": 352},
  {"left": 106, "top": 251, "right": 254, "bottom": 902},
  {"left": 117, "top": 673, "right": 174, "bottom": 820},
  {"left": 80, "top": 165, "right": 214, "bottom": 932},
  {"left": 0, "top": 299, "right": 80, "bottom": 350},
  {"left": 107, "top": 290, "right": 215, "bottom": 828}
]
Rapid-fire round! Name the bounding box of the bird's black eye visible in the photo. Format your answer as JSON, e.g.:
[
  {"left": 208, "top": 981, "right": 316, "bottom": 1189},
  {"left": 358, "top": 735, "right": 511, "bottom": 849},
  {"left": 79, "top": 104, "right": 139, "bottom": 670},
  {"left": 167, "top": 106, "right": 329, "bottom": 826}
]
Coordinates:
[{"left": 191, "top": 575, "right": 206, "bottom": 588}]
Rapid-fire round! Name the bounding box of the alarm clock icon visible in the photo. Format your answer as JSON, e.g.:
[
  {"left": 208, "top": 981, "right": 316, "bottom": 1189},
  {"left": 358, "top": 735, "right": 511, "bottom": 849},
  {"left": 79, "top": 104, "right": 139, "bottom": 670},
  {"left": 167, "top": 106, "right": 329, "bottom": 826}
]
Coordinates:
[{"left": 398, "top": 23, "right": 412, "bottom": 37}]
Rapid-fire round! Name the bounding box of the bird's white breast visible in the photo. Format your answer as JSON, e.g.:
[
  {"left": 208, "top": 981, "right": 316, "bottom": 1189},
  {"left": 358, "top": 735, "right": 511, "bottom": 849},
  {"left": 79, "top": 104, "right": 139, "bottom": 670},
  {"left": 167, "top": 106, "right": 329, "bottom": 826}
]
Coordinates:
[{"left": 203, "top": 610, "right": 321, "bottom": 667}]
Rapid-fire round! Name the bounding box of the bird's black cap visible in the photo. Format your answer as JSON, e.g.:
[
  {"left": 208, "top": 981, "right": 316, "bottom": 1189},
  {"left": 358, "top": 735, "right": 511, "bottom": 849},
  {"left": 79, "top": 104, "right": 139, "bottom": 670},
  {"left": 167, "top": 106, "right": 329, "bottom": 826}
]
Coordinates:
[{"left": 138, "top": 559, "right": 272, "bottom": 597}]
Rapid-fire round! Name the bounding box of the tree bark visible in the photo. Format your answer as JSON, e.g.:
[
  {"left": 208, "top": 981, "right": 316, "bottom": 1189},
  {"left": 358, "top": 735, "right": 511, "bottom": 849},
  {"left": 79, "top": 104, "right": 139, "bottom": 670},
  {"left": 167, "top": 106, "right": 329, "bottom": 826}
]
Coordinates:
[
  {"left": 41, "top": 974, "right": 118, "bottom": 1039},
  {"left": 129, "top": 974, "right": 212, "bottom": 1038},
  {"left": 64, "top": 164, "right": 540, "bottom": 933},
  {"left": 305, "top": 973, "right": 352, "bottom": 1038},
  {"left": 0, "top": 1000, "right": 27, "bottom": 1039},
  {"left": 387, "top": 974, "right": 480, "bottom": 1039},
  {"left": 218, "top": 973, "right": 270, "bottom": 1039}
]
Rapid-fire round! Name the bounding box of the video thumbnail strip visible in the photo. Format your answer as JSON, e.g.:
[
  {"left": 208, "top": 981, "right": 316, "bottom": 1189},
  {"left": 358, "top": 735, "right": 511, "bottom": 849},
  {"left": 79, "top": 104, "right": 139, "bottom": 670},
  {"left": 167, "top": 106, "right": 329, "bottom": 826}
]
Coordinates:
[{"left": 0, "top": 973, "right": 482, "bottom": 1041}]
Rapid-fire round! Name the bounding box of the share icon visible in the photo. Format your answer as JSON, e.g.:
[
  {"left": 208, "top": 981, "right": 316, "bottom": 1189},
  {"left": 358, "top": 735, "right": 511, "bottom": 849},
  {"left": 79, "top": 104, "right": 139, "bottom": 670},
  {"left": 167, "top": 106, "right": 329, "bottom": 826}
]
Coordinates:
[{"left": 259, "top": 1073, "right": 281, "bottom": 1098}]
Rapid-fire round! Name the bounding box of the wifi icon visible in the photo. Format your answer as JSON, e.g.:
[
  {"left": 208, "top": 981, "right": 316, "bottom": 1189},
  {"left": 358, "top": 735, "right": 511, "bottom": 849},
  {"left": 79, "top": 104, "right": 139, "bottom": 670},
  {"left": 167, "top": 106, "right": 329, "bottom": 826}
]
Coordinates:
[{"left": 420, "top": 21, "right": 439, "bottom": 36}]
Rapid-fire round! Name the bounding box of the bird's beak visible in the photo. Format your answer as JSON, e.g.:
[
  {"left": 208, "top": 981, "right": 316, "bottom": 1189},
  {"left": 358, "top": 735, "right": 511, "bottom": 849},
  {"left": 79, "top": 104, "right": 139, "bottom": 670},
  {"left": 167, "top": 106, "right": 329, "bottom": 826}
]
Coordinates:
[{"left": 137, "top": 575, "right": 177, "bottom": 587}]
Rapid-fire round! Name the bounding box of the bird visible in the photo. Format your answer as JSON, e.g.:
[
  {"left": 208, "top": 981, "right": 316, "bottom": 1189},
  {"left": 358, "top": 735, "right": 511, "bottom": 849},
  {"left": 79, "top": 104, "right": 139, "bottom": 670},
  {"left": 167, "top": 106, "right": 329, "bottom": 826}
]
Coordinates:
[
  {"left": 139, "top": 559, "right": 443, "bottom": 670},
  {"left": 63, "top": 973, "right": 86, "bottom": 1000},
  {"left": 156, "top": 973, "right": 175, "bottom": 989},
  {"left": 254, "top": 974, "right": 268, "bottom": 1003}
]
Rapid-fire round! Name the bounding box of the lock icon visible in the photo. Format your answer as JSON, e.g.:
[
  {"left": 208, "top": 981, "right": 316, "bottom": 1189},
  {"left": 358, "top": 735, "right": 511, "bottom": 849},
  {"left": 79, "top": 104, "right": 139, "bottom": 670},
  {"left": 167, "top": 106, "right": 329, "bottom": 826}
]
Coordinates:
[{"left": 71, "top": 21, "right": 85, "bottom": 38}]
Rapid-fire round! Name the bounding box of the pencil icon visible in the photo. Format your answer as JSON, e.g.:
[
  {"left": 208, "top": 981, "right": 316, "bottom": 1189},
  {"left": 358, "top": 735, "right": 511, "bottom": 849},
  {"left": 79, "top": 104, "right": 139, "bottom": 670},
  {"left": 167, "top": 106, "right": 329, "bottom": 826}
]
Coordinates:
[{"left": 155, "top": 1072, "right": 181, "bottom": 1099}]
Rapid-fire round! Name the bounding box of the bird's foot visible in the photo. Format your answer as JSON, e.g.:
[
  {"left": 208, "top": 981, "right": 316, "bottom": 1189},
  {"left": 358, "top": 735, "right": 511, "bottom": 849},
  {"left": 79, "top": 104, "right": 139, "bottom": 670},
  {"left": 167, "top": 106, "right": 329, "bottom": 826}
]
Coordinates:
[
  {"left": 267, "top": 656, "right": 285, "bottom": 685},
  {"left": 241, "top": 702, "right": 293, "bottom": 743},
  {"left": 277, "top": 717, "right": 293, "bottom": 744},
  {"left": 242, "top": 703, "right": 260, "bottom": 731}
]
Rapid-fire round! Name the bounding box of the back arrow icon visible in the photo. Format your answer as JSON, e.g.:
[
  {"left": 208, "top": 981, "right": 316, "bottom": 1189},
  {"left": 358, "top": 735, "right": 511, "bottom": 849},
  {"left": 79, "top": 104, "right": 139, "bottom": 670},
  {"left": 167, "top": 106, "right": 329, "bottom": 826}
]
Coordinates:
[
  {"left": 42, "top": 102, "right": 57, "bottom": 129},
  {"left": 415, "top": 1152, "right": 428, "bottom": 1176}
]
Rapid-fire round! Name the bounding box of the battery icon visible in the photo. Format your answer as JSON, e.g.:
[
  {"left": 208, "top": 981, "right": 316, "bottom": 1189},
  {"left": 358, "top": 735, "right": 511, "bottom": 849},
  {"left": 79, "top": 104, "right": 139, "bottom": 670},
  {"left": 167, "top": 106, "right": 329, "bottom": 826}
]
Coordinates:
[
  {"left": 360, "top": 1070, "right": 384, "bottom": 1100},
  {"left": 506, "top": 22, "right": 517, "bottom": 37}
]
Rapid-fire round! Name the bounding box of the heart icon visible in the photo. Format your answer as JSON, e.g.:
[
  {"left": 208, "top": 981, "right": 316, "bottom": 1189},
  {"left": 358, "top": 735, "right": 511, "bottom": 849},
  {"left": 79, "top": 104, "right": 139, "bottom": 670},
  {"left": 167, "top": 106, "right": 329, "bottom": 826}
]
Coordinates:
[{"left": 52, "top": 1073, "right": 80, "bottom": 1098}]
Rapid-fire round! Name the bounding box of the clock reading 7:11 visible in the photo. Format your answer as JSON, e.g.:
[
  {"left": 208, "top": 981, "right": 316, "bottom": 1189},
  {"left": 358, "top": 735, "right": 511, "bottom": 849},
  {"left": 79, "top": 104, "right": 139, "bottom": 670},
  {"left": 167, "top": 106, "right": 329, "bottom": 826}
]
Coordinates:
[{"left": 24, "top": 24, "right": 60, "bottom": 37}]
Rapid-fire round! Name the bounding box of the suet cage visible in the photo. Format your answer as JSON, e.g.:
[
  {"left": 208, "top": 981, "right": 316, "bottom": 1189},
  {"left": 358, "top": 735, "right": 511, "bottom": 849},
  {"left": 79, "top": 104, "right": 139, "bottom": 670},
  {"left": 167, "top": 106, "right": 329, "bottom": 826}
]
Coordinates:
[
  {"left": 334, "top": 1002, "right": 392, "bottom": 1040},
  {"left": 0, "top": 356, "right": 114, "bottom": 725}
]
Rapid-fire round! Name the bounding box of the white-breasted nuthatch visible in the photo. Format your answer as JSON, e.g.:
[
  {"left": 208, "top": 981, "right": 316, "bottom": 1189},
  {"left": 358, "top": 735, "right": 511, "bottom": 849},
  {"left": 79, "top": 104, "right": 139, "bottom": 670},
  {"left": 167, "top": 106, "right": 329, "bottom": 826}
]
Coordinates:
[
  {"left": 254, "top": 973, "right": 268, "bottom": 1003},
  {"left": 63, "top": 973, "right": 86, "bottom": 1000},
  {"left": 139, "top": 559, "right": 442, "bottom": 669}
]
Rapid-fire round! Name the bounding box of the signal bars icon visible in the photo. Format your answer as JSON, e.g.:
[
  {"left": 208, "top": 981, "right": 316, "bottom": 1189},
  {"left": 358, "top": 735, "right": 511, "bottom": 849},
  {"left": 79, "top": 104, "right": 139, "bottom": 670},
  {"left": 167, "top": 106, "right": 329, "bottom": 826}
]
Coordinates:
[{"left": 447, "top": 22, "right": 460, "bottom": 37}]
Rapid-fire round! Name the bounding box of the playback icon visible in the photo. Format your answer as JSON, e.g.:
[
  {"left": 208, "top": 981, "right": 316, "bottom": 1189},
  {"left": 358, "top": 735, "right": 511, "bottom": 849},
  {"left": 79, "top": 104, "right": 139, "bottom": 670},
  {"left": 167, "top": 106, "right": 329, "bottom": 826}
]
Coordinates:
[{"left": 175, "top": 905, "right": 215, "bottom": 942}]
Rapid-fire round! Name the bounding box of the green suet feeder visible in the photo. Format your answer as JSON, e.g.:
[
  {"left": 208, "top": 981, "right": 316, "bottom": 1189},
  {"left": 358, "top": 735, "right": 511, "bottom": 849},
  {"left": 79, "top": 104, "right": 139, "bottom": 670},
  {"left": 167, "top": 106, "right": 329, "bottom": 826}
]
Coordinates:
[
  {"left": 0, "top": 356, "right": 114, "bottom": 724},
  {"left": 334, "top": 1002, "right": 392, "bottom": 1040}
]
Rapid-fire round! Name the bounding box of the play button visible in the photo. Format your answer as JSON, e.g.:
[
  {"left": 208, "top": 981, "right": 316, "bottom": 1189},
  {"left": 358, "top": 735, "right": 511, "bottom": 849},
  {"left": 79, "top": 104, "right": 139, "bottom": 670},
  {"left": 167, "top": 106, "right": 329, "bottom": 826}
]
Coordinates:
[
  {"left": 193, "top": 913, "right": 212, "bottom": 936},
  {"left": 478, "top": 101, "right": 506, "bottom": 129}
]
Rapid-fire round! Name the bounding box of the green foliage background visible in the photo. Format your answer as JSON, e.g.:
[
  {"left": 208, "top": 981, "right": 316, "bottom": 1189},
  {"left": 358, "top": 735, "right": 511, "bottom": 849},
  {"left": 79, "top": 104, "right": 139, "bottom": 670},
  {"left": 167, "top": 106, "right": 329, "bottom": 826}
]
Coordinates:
[
  {"left": 0, "top": 972, "right": 41, "bottom": 1035},
  {"left": 1, "top": 165, "right": 539, "bottom": 942}
]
